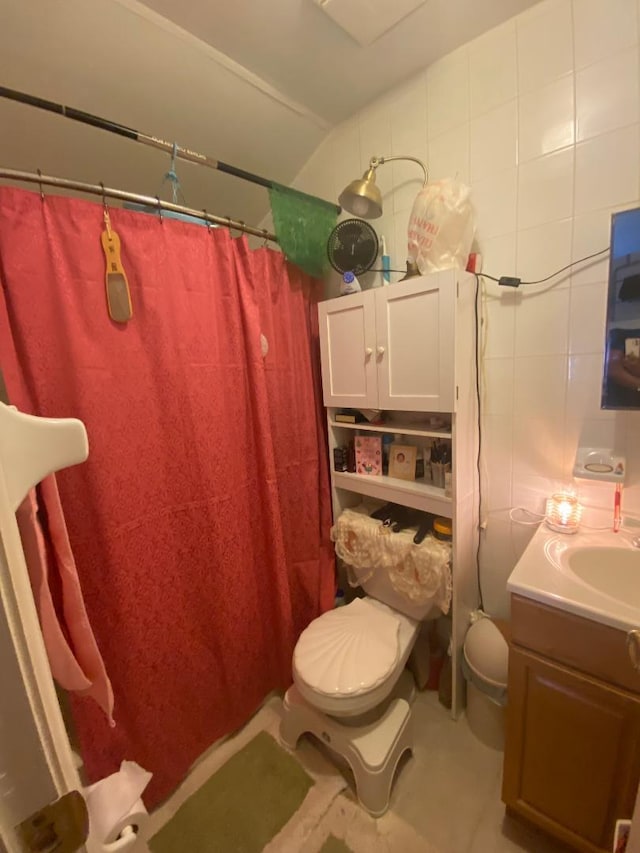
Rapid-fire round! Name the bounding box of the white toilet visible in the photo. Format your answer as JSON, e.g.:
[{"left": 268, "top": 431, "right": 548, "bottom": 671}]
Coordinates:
[{"left": 280, "top": 568, "right": 438, "bottom": 816}]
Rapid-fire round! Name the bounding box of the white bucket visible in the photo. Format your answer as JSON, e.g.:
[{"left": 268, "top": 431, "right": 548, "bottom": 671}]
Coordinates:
[
  {"left": 466, "top": 681, "right": 505, "bottom": 751},
  {"left": 463, "top": 617, "right": 509, "bottom": 751}
]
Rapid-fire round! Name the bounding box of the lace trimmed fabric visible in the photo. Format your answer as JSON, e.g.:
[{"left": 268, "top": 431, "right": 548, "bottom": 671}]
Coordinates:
[{"left": 330, "top": 509, "right": 452, "bottom": 613}]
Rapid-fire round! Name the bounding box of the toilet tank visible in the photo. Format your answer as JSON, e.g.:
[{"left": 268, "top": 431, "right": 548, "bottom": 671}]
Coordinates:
[
  {"left": 358, "top": 563, "right": 443, "bottom": 622},
  {"left": 333, "top": 507, "right": 450, "bottom": 621}
]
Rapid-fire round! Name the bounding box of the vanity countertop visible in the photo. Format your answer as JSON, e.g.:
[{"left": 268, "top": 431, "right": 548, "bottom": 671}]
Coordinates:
[{"left": 507, "top": 523, "right": 640, "bottom": 632}]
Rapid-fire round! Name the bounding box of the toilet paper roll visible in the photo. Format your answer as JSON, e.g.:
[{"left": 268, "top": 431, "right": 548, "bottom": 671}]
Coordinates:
[{"left": 84, "top": 761, "right": 151, "bottom": 845}]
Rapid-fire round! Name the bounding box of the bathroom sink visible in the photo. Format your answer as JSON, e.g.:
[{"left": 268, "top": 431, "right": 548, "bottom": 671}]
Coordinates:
[
  {"left": 564, "top": 547, "right": 640, "bottom": 608},
  {"left": 508, "top": 526, "right": 640, "bottom": 632}
]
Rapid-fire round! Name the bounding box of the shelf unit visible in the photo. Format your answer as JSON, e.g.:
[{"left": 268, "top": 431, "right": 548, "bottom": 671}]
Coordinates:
[
  {"left": 328, "top": 419, "right": 452, "bottom": 440},
  {"left": 318, "top": 270, "right": 479, "bottom": 719},
  {"left": 333, "top": 471, "right": 452, "bottom": 517}
]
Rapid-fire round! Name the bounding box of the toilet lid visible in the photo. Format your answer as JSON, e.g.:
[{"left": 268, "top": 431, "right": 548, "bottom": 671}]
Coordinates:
[{"left": 293, "top": 598, "right": 400, "bottom": 697}]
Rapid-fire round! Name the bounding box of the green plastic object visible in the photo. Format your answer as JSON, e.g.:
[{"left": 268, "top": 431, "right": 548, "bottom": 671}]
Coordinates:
[{"left": 269, "top": 182, "right": 337, "bottom": 279}]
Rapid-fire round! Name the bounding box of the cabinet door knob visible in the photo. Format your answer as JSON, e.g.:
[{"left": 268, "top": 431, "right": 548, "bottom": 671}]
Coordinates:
[
  {"left": 627, "top": 629, "right": 640, "bottom": 671},
  {"left": 376, "top": 346, "right": 385, "bottom": 357},
  {"left": 365, "top": 347, "right": 373, "bottom": 357}
]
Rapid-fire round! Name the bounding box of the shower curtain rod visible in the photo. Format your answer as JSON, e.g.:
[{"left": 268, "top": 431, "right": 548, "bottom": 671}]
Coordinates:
[
  {"left": 0, "top": 167, "right": 278, "bottom": 242},
  {"left": 0, "top": 86, "right": 341, "bottom": 214}
]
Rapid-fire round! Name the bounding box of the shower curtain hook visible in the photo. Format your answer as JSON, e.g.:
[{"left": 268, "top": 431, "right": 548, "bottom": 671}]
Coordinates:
[
  {"left": 156, "top": 195, "right": 163, "bottom": 223},
  {"left": 225, "top": 215, "right": 232, "bottom": 235},
  {"left": 261, "top": 229, "right": 269, "bottom": 248},
  {"left": 36, "top": 169, "right": 45, "bottom": 203},
  {"left": 203, "top": 209, "right": 211, "bottom": 233}
]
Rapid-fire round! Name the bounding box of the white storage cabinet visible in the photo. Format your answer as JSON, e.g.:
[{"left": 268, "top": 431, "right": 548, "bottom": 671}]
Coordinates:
[{"left": 317, "top": 270, "right": 479, "bottom": 718}]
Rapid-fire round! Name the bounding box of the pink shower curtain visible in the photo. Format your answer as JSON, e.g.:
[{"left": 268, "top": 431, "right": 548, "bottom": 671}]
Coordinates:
[{"left": 0, "top": 187, "right": 334, "bottom": 807}]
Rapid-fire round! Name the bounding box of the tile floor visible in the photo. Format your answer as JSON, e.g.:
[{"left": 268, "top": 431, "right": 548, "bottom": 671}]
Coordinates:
[
  {"left": 140, "top": 687, "right": 570, "bottom": 853},
  {"left": 389, "top": 690, "right": 568, "bottom": 853}
]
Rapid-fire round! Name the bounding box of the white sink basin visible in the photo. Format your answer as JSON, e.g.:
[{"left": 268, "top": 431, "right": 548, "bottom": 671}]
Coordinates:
[
  {"left": 508, "top": 526, "right": 640, "bottom": 631},
  {"left": 564, "top": 547, "right": 640, "bottom": 608}
]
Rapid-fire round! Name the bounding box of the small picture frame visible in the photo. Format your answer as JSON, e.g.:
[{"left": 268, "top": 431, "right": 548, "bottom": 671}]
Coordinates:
[
  {"left": 388, "top": 444, "right": 417, "bottom": 481},
  {"left": 355, "top": 435, "right": 382, "bottom": 475}
]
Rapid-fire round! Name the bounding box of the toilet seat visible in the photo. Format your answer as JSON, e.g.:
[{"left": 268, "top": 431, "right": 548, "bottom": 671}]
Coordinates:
[{"left": 293, "top": 597, "right": 419, "bottom": 717}]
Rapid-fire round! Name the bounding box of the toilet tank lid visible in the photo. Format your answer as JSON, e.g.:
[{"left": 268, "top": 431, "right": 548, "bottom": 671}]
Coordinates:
[
  {"left": 463, "top": 617, "right": 509, "bottom": 687},
  {"left": 293, "top": 598, "right": 400, "bottom": 698}
]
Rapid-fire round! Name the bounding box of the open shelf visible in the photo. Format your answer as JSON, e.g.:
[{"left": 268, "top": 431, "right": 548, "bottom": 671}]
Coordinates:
[
  {"left": 333, "top": 471, "right": 452, "bottom": 517},
  {"left": 329, "top": 419, "right": 452, "bottom": 440}
]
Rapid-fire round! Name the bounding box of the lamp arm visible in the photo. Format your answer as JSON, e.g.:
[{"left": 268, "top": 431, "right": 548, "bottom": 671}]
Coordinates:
[{"left": 369, "top": 155, "right": 428, "bottom": 187}]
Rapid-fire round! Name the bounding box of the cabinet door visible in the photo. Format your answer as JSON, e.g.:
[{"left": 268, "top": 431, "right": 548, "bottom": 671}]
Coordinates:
[
  {"left": 503, "top": 647, "right": 640, "bottom": 853},
  {"left": 374, "top": 274, "right": 455, "bottom": 412},
  {"left": 318, "top": 292, "right": 378, "bottom": 408}
]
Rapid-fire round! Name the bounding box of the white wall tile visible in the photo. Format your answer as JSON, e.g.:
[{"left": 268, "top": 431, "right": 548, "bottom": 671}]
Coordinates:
[
  {"left": 515, "top": 287, "right": 570, "bottom": 356},
  {"left": 513, "top": 354, "right": 568, "bottom": 418},
  {"left": 518, "top": 147, "right": 574, "bottom": 231},
  {"left": 469, "top": 20, "right": 517, "bottom": 118},
  {"left": 571, "top": 208, "right": 614, "bottom": 287},
  {"left": 427, "top": 47, "right": 469, "bottom": 139},
  {"left": 292, "top": 135, "right": 335, "bottom": 200},
  {"left": 482, "top": 289, "right": 517, "bottom": 359},
  {"left": 513, "top": 346, "right": 567, "bottom": 482},
  {"left": 573, "top": 0, "right": 638, "bottom": 69},
  {"left": 576, "top": 48, "right": 639, "bottom": 142},
  {"left": 518, "top": 75, "right": 575, "bottom": 163},
  {"left": 516, "top": 218, "right": 573, "bottom": 286},
  {"left": 327, "top": 120, "right": 362, "bottom": 203},
  {"left": 517, "top": 0, "right": 574, "bottom": 94},
  {"left": 478, "top": 517, "right": 533, "bottom": 619},
  {"left": 568, "top": 281, "right": 608, "bottom": 354},
  {"left": 478, "top": 232, "right": 517, "bottom": 281},
  {"left": 564, "top": 353, "right": 615, "bottom": 465},
  {"left": 574, "top": 124, "right": 640, "bottom": 215},
  {"left": 358, "top": 104, "right": 393, "bottom": 197},
  {"left": 470, "top": 99, "right": 517, "bottom": 181},
  {"left": 483, "top": 357, "right": 515, "bottom": 416},
  {"left": 511, "top": 476, "right": 561, "bottom": 518},
  {"left": 512, "top": 409, "right": 567, "bottom": 482},
  {"left": 482, "top": 414, "right": 513, "bottom": 511},
  {"left": 393, "top": 210, "right": 411, "bottom": 270},
  {"left": 391, "top": 164, "right": 428, "bottom": 217},
  {"left": 566, "top": 353, "right": 611, "bottom": 418},
  {"left": 390, "top": 75, "right": 428, "bottom": 160},
  {"left": 473, "top": 168, "right": 518, "bottom": 239},
  {"left": 427, "top": 126, "right": 470, "bottom": 184}
]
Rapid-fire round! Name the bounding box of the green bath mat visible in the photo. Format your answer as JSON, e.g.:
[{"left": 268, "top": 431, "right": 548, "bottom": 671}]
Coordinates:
[{"left": 149, "top": 731, "right": 313, "bottom": 853}]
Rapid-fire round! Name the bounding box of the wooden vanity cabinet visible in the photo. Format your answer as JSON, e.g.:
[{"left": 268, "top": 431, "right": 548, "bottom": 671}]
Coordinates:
[{"left": 503, "top": 595, "right": 640, "bottom": 853}]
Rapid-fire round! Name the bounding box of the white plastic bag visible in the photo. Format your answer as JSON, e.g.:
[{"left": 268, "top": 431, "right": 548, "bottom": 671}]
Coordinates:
[{"left": 407, "top": 179, "right": 475, "bottom": 275}]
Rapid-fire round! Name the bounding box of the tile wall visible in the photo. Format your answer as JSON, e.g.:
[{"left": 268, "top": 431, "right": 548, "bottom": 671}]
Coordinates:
[{"left": 292, "top": 0, "right": 640, "bottom": 617}]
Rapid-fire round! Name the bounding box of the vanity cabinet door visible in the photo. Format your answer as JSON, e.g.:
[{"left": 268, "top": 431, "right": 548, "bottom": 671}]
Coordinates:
[
  {"left": 503, "top": 647, "right": 640, "bottom": 853},
  {"left": 374, "top": 273, "right": 455, "bottom": 413},
  {"left": 318, "top": 291, "right": 378, "bottom": 409}
]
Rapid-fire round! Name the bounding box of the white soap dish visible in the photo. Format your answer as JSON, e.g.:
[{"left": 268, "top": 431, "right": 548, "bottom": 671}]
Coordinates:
[{"left": 573, "top": 447, "right": 626, "bottom": 483}]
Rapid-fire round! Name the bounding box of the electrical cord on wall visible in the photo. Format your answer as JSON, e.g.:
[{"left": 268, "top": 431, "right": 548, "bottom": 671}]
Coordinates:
[
  {"left": 479, "top": 246, "right": 610, "bottom": 288},
  {"left": 369, "top": 246, "right": 609, "bottom": 285},
  {"left": 473, "top": 273, "right": 484, "bottom": 612},
  {"left": 508, "top": 505, "right": 615, "bottom": 532}
]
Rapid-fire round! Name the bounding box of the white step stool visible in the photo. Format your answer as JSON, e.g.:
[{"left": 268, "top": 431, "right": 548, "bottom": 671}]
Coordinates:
[{"left": 279, "top": 684, "right": 413, "bottom": 817}]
